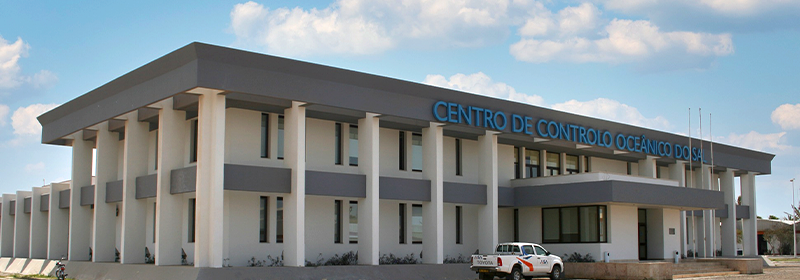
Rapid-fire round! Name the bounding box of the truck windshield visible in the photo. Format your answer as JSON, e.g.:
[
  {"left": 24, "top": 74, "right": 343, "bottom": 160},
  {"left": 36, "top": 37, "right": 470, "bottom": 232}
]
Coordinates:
[{"left": 522, "top": 245, "right": 534, "bottom": 255}]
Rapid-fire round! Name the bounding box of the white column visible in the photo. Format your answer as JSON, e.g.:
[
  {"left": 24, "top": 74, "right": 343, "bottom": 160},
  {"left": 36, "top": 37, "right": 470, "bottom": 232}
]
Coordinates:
[
  {"left": 540, "top": 150, "right": 548, "bottom": 177},
  {"left": 741, "top": 172, "right": 758, "bottom": 257},
  {"left": 422, "top": 122, "right": 444, "bottom": 264},
  {"left": 720, "top": 169, "right": 736, "bottom": 257},
  {"left": 283, "top": 101, "right": 306, "bottom": 267},
  {"left": 194, "top": 92, "right": 226, "bottom": 267},
  {"left": 0, "top": 194, "right": 15, "bottom": 257},
  {"left": 69, "top": 131, "right": 94, "bottom": 261},
  {"left": 559, "top": 153, "right": 567, "bottom": 175},
  {"left": 120, "top": 113, "right": 149, "bottom": 264},
  {"left": 638, "top": 157, "right": 657, "bottom": 178},
  {"left": 156, "top": 99, "right": 187, "bottom": 266},
  {"left": 578, "top": 155, "right": 587, "bottom": 174},
  {"left": 30, "top": 187, "right": 48, "bottom": 259},
  {"left": 13, "top": 191, "right": 31, "bottom": 258},
  {"left": 669, "top": 161, "right": 687, "bottom": 256},
  {"left": 93, "top": 122, "right": 119, "bottom": 262},
  {"left": 517, "top": 147, "right": 525, "bottom": 178},
  {"left": 47, "top": 183, "right": 69, "bottom": 260},
  {"left": 478, "top": 131, "right": 498, "bottom": 255},
  {"left": 357, "top": 113, "right": 380, "bottom": 265},
  {"left": 698, "top": 165, "right": 714, "bottom": 257}
]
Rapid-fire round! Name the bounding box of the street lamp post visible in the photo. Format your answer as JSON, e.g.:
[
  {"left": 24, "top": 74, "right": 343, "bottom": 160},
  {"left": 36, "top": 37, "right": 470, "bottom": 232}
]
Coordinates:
[{"left": 793, "top": 178, "right": 796, "bottom": 257}]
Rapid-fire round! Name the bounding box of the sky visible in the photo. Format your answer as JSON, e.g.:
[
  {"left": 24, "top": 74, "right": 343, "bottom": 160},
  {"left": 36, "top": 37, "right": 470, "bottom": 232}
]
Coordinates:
[{"left": 0, "top": 0, "right": 798, "bottom": 218}]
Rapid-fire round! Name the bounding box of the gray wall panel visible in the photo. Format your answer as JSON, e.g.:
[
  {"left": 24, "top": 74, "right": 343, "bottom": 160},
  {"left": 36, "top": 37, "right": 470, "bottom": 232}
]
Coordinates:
[
  {"left": 223, "top": 164, "right": 291, "bottom": 193},
  {"left": 59, "top": 190, "right": 70, "bottom": 209},
  {"left": 716, "top": 206, "right": 728, "bottom": 219},
  {"left": 514, "top": 181, "right": 723, "bottom": 209},
  {"left": 305, "top": 170, "right": 365, "bottom": 198},
  {"left": 106, "top": 180, "right": 123, "bottom": 203},
  {"left": 379, "top": 177, "right": 430, "bottom": 201},
  {"left": 498, "top": 187, "right": 515, "bottom": 207},
  {"left": 81, "top": 185, "right": 95, "bottom": 206},
  {"left": 23, "top": 197, "right": 31, "bottom": 214},
  {"left": 40, "top": 194, "right": 49, "bottom": 212},
  {"left": 443, "top": 182, "right": 486, "bottom": 205},
  {"left": 171, "top": 166, "right": 197, "bottom": 194},
  {"left": 515, "top": 182, "right": 614, "bottom": 207},
  {"left": 136, "top": 174, "right": 157, "bottom": 199},
  {"left": 736, "top": 205, "right": 750, "bottom": 219}
]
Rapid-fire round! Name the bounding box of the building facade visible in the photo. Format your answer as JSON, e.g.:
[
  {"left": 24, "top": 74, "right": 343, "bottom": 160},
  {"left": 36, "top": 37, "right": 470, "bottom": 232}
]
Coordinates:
[{"left": 1, "top": 43, "right": 773, "bottom": 267}]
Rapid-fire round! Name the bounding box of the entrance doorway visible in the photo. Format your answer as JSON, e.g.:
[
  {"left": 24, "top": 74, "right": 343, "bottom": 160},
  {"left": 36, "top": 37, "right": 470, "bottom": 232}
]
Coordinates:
[{"left": 638, "top": 209, "right": 647, "bottom": 260}]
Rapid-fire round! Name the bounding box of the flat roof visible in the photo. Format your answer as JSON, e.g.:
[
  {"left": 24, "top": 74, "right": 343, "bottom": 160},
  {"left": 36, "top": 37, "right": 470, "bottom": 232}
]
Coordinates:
[{"left": 38, "top": 42, "right": 774, "bottom": 174}]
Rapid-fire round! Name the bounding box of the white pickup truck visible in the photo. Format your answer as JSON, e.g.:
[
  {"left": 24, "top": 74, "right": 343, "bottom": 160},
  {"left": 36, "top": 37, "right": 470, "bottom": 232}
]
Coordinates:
[{"left": 470, "top": 242, "right": 564, "bottom": 280}]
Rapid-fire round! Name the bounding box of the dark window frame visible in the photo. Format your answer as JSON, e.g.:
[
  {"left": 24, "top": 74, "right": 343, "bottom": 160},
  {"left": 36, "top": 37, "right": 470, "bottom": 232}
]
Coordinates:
[
  {"left": 542, "top": 205, "right": 608, "bottom": 244},
  {"left": 261, "top": 114, "right": 269, "bottom": 158},
  {"left": 188, "top": 198, "right": 196, "bottom": 243},
  {"left": 455, "top": 139, "right": 462, "bottom": 176},
  {"left": 276, "top": 197, "right": 283, "bottom": 243},
  {"left": 399, "top": 203, "right": 406, "bottom": 244},
  {"left": 190, "top": 119, "right": 198, "bottom": 163},
  {"left": 335, "top": 123, "right": 342, "bottom": 165},
  {"left": 334, "top": 200, "right": 342, "bottom": 244},
  {"left": 260, "top": 196, "right": 269, "bottom": 243},
  {"left": 277, "top": 116, "right": 285, "bottom": 160},
  {"left": 525, "top": 149, "right": 541, "bottom": 178},
  {"left": 411, "top": 133, "right": 422, "bottom": 172},
  {"left": 349, "top": 125, "right": 358, "bottom": 166},
  {"left": 456, "top": 205, "right": 463, "bottom": 244},
  {"left": 514, "top": 147, "right": 521, "bottom": 179},
  {"left": 399, "top": 131, "right": 406, "bottom": 171},
  {"left": 565, "top": 154, "right": 579, "bottom": 174}
]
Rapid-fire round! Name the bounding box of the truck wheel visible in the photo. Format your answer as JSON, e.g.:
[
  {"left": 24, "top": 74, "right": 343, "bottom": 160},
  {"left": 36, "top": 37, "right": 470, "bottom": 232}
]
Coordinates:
[
  {"left": 479, "top": 273, "right": 494, "bottom": 280},
  {"left": 506, "top": 267, "right": 523, "bottom": 280},
  {"left": 549, "top": 264, "right": 562, "bottom": 280}
]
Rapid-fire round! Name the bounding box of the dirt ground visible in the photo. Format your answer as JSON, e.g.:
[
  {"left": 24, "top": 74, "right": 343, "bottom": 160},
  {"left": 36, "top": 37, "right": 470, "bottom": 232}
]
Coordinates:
[{"left": 679, "top": 261, "right": 800, "bottom": 280}]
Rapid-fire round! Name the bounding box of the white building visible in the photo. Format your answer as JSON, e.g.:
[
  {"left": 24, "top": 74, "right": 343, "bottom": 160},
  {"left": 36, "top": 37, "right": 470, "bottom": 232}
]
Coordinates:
[{"left": 1, "top": 42, "right": 773, "bottom": 267}]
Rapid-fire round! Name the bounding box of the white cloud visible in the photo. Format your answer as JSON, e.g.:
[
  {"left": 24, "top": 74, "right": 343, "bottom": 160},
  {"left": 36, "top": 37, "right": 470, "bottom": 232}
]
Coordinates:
[
  {"left": 0, "top": 104, "right": 8, "bottom": 126},
  {"left": 11, "top": 103, "right": 58, "bottom": 136},
  {"left": 601, "top": 0, "right": 800, "bottom": 16},
  {"left": 551, "top": 98, "right": 670, "bottom": 130},
  {"left": 24, "top": 162, "right": 44, "bottom": 173},
  {"left": 230, "top": 0, "right": 531, "bottom": 56},
  {"left": 0, "top": 35, "right": 58, "bottom": 90},
  {"left": 423, "top": 72, "right": 545, "bottom": 106},
  {"left": 771, "top": 103, "right": 800, "bottom": 130},
  {"left": 716, "top": 131, "right": 790, "bottom": 152}
]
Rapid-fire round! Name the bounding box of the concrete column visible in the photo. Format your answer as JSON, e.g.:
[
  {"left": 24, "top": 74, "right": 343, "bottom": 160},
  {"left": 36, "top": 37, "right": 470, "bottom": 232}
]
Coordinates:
[
  {"left": 13, "top": 191, "right": 31, "bottom": 258},
  {"left": 540, "top": 150, "right": 548, "bottom": 177},
  {"left": 47, "top": 183, "right": 69, "bottom": 260},
  {"left": 559, "top": 153, "right": 567, "bottom": 175},
  {"left": 69, "top": 131, "right": 94, "bottom": 261},
  {"left": 669, "top": 161, "right": 686, "bottom": 256},
  {"left": 741, "top": 172, "right": 758, "bottom": 256},
  {"left": 30, "top": 187, "right": 48, "bottom": 259},
  {"left": 698, "top": 165, "right": 714, "bottom": 258},
  {"left": 194, "top": 92, "right": 226, "bottom": 267},
  {"left": 283, "top": 101, "right": 306, "bottom": 267},
  {"left": 517, "top": 147, "right": 525, "bottom": 178},
  {"left": 120, "top": 113, "right": 149, "bottom": 264},
  {"left": 638, "top": 157, "right": 657, "bottom": 178},
  {"left": 478, "top": 131, "right": 498, "bottom": 255},
  {"left": 1, "top": 194, "right": 16, "bottom": 257},
  {"left": 422, "top": 122, "right": 443, "bottom": 264},
  {"left": 93, "top": 122, "right": 119, "bottom": 262},
  {"left": 156, "top": 99, "right": 187, "bottom": 266},
  {"left": 578, "top": 155, "right": 587, "bottom": 174},
  {"left": 357, "top": 113, "right": 380, "bottom": 265}
]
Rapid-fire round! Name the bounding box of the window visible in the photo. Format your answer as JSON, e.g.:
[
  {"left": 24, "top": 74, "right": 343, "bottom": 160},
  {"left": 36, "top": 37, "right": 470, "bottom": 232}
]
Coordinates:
[
  {"left": 260, "top": 196, "right": 268, "bottom": 243},
  {"left": 583, "top": 156, "right": 590, "bottom": 172},
  {"left": 335, "top": 123, "right": 342, "bottom": 165},
  {"left": 261, "top": 114, "right": 269, "bottom": 158},
  {"left": 153, "top": 202, "right": 157, "bottom": 243},
  {"left": 514, "top": 147, "right": 521, "bottom": 179},
  {"left": 276, "top": 197, "right": 283, "bottom": 243},
  {"left": 190, "top": 119, "right": 198, "bottom": 163},
  {"left": 542, "top": 205, "right": 607, "bottom": 243},
  {"left": 277, "top": 116, "right": 284, "bottom": 159},
  {"left": 349, "top": 201, "right": 358, "bottom": 244},
  {"left": 525, "top": 149, "right": 540, "bottom": 178},
  {"left": 455, "top": 139, "right": 462, "bottom": 176},
  {"left": 154, "top": 130, "right": 158, "bottom": 170},
  {"left": 349, "top": 125, "right": 358, "bottom": 166},
  {"left": 412, "top": 133, "right": 422, "bottom": 172},
  {"left": 399, "top": 203, "right": 406, "bottom": 244},
  {"left": 546, "top": 152, "right": 560, "bottom": 176},
  {"left": 534, "top": 246, "right": 547, "bottom": 256},
  {"left": 566, "top": 155, "right": 579, "bottom": 174},
  {"left": 513, "top": 208, "right": 519, "bottom": 242},
  {"left": 456, "top": 206, "right": 463, "bottom": 244},
  {"left": 412, "top": 204, "right": 423, "bottom": 244},
  {"left": 627, "top": 162, "right": 633, "bottom": 175},
  {"left": 522, "top": 245, "right": 534, "bottom": 255},
  {"left": 399, "top": 131, "right": 406, "bottom": 171},
  {"left": 335, "top": 200, "right": 342, "bottom": 244},
  {"left": 188, "top": 199, "right": 195, "bottom": 243}
]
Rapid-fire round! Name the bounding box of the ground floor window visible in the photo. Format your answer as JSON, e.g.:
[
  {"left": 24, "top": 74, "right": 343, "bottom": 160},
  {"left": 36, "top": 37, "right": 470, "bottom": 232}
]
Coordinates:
[
  {"left": 412, "top": 204, "right": 422, "bottom": 244},
  {"left": 542, "top": 205, "right": 607, "bottom": 243},
  {"left": 188, "top": 198, "right": 195, "bottom": 243},
  {"left": 276, "top": 197, "right": 283, "bottom": 243},
  {"left": 349, "top": 201, "right": 358, "bottom": 244}
]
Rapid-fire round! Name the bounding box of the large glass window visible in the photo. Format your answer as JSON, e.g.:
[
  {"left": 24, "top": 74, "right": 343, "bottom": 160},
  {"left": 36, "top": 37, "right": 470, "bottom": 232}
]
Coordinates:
[
  {"left": 514, "top": 147, "right": 521, "bottom": 179},
  {"left": 349, "top": 201, "right": 358, "bottom": 244},
  {"left": 334, "top": 200, "right": 342, "bottom": 244},
  {"left": 335, "top": 123, "right": 342, "bottom": 165},
  {"left": 260, "top": 196, "right": 268, "bottom": 243},
  {"left": 412, "top": 204, "right": 423, "bottom": 244},
  {"left": 277, "top": 116, "right": 284, "bottom": 159},
  {"left": 412, "top": 133, "right": 422, "bottom": 171},
  {"left": 276, "top": 197, "right": 283, "bottom": 243},
  {"left": 399, "top": 131, "right": 406, "bottom": 171},
  {"left": 349, "top": 125, "right": 358, "bottom": 166},
  {"left": 399, "top": 203, "right": 406, "bottom": 244},
  {"left": 261, "top": 114, "right": 269, "bottom": 158},
  {"left": 190, "top": 119, "right": 198, "bottom": 163},
  {"left": 566, "top": 155, "right": 579, "bottom": 174},
  {"left": 542, "top": 205, "right": 607, "bottom": 243},
  {"left": 546, "top": 152, "right": 560, "bottom": 176},
  {"left": 525, "top": 149, "right": 540, "bottom": 178}
]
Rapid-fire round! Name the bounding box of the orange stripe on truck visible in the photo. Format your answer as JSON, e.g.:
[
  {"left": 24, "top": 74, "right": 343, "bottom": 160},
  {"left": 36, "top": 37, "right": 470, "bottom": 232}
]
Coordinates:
[{"left": 516, "top": 257, "right": 533, "bottom": 271}]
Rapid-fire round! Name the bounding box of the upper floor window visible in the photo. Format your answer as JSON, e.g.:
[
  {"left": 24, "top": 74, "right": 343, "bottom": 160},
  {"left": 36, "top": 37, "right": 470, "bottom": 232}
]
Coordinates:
[
  {"left": 546, "top": 152, "right": 560, "bottom": 176},
  {"left": 514, "top": 147, "right": 521, "bottom": 179},
  {"left": 399, "top": 131, "right": 406, "bottom": 171},
  {"left": 261, "top": 114, "right": 269, "bottom": 158},
  {"left": 412, "top": 133, "right": 422, "bottom": 172},
  {"left": 277, "top": 116, "right": 284, "bottom": 159},
  {"left": 455, "top": 139, "right": 462, "bottom": 176},
  {"left": 566, "top": 155, "right": 579, "bottom": 174},
  {"left": 525, "top": 149, "right": 540, "bottom": 178},
  {"left": 349, "top": 125, "right": 358, "bottom": 166},
  {"left": 190, "top": 119, "right": 198, "bottom": 163},
  {"left": 335, "top": 123, "right": 342, "bottom": 165}
]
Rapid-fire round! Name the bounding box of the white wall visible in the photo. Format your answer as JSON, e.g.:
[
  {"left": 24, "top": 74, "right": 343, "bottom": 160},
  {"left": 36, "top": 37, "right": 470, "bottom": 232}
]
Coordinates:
[
  {"left": 590, "top": 157, "right": 627, "bottom": 175},
  {"left": 498, "top": 208, "right": 514, "bottom": 243},
  {"left": 305, "top": 195, "right": 358, "bottom": 261},
  {"left": 646, "top": 208, "right": 664, "bottom": 259},
  {"left": 663, "top": 209, "right": 681, "bottom": 259},
  {"left": 224, "top": 108, "right": 283, "bottom": 169},
  {"left": 498, "top": 144, "right": 514, "bottom": 187},
  {"left": 145, "top": 198, "right": 156, "bottom": 257},
  {"left": 378, "top": 200, "right": 423, "bottom": 259},
  {"left": 442, "top": 137, "right": 480, "bottom": 184},
  {"left": 519, "top": 207, "right": 542, "bottom": 243},
  {"left": 379, "top": 128, "right": 423, "bottom": 180},
  {"left": 222, "top": 191, "right": 284, "bottom": 267},
  {"left": 443, "top": 203, "right": 479, "bottom": 259}
]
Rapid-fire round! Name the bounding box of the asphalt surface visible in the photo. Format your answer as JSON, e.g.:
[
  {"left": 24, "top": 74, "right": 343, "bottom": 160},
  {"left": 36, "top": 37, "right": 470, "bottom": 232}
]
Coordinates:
[{"left": 679, "top": 262, "right": 800, "bottom": 280}]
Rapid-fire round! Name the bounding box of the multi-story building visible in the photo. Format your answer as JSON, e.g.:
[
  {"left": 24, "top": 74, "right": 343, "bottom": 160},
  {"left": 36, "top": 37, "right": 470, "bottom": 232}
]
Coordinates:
[{"left": 1, "top": 42, "right": 772, "bottom": 267}]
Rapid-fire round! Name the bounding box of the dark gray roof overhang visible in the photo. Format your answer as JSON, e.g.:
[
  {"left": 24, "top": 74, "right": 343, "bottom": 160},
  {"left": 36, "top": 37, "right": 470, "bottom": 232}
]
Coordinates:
[{"left": 38, "top": 42, "right": 774, "bottom": 174}]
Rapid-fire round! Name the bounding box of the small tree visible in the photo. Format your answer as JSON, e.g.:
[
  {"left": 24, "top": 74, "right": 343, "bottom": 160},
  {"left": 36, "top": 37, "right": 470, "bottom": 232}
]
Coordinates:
[
  {"left": 769, "top": 215, "right": 780, "bottom": 220},
  {"left": 763, "top": 224, "right": 792, "bottom": 255}
]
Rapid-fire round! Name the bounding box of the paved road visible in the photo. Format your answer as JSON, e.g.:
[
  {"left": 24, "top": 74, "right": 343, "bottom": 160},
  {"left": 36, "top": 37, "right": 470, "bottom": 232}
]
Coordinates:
[{"left": 682, "top": 262, "right": 800, "bottom": 280}]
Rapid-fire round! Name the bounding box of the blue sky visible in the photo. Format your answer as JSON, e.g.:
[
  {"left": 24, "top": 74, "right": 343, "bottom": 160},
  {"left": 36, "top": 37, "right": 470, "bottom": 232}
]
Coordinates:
[{"left": 0, "top": 0, "right": 798, "bottom": 218}]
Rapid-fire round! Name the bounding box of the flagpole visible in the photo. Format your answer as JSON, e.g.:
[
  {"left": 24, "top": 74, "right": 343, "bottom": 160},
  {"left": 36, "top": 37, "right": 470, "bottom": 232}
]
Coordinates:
[
  {"left": 689, "top": 108, "right": 696, "bottom": 258},
  {"left": 710, "top": 112, "right": 716, "bottom": 258},
  {"left": 700, "top": 108, "right": 707, "bottom": 258}
]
